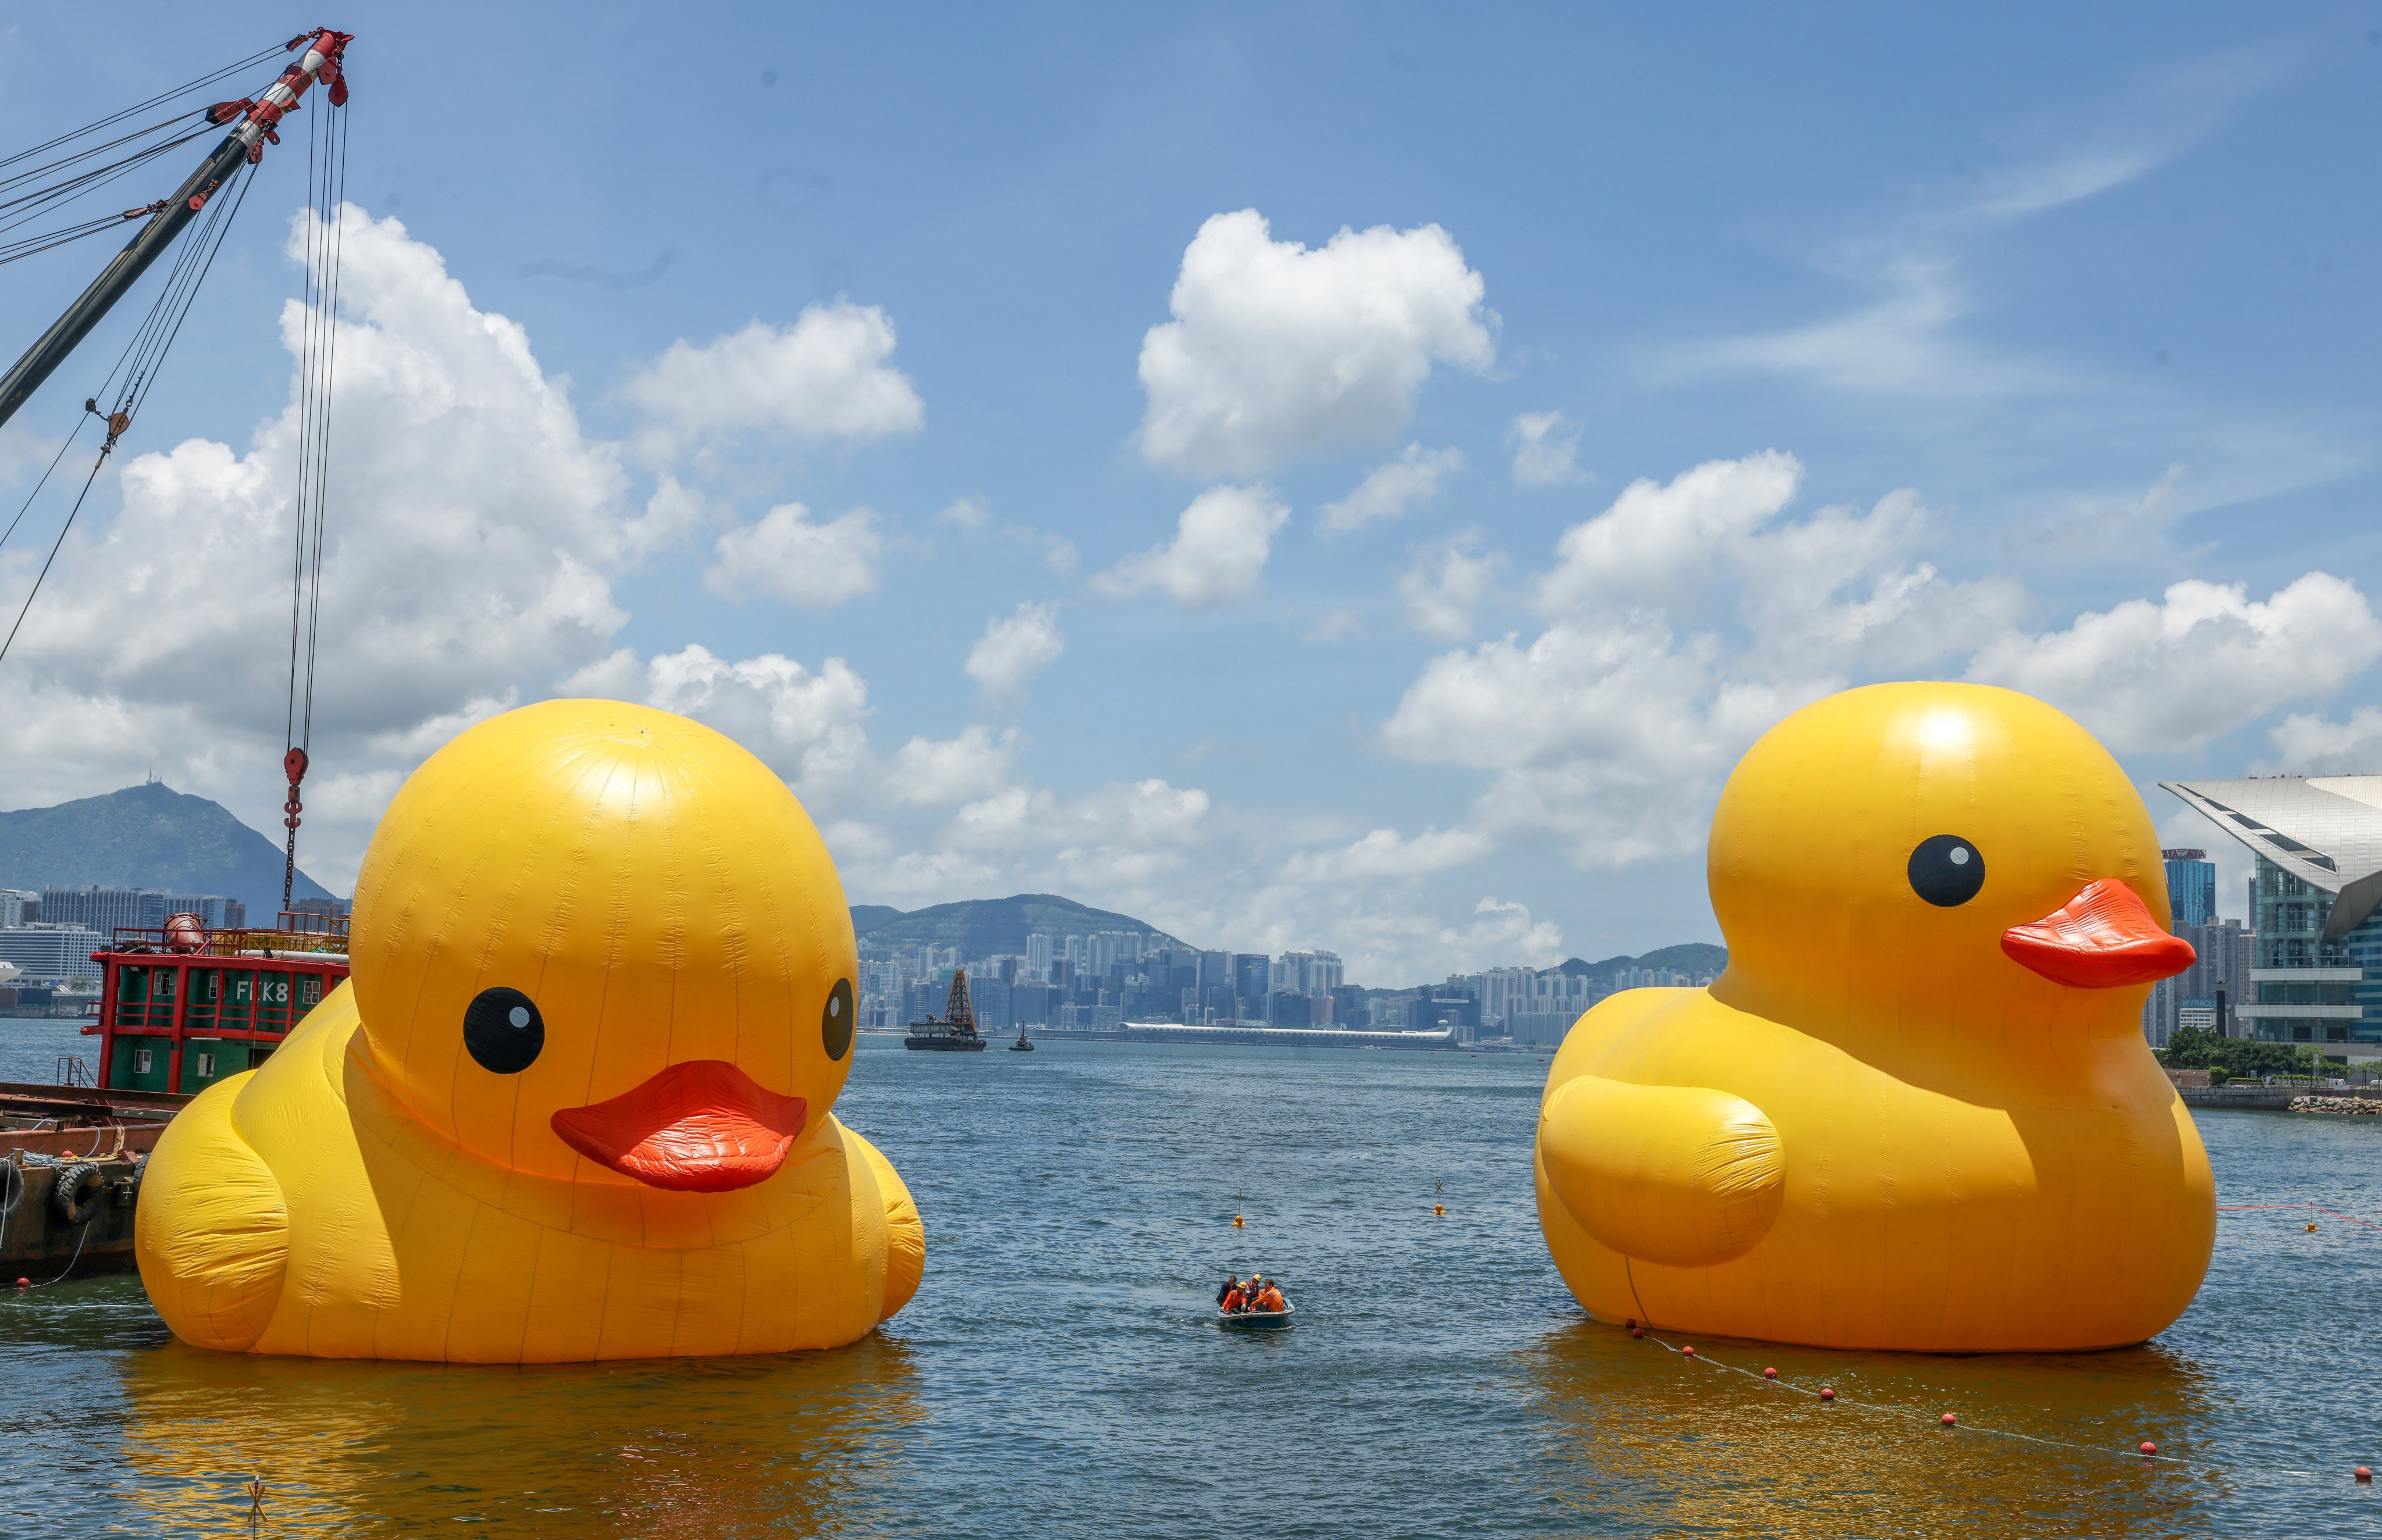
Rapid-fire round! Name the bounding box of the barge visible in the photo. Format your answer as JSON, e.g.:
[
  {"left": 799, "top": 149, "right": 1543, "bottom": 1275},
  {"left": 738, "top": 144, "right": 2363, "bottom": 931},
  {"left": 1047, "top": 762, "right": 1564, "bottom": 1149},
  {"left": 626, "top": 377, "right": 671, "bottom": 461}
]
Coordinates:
[{"left": 0, "top": 912, "right": 350, "bottom": 1280}]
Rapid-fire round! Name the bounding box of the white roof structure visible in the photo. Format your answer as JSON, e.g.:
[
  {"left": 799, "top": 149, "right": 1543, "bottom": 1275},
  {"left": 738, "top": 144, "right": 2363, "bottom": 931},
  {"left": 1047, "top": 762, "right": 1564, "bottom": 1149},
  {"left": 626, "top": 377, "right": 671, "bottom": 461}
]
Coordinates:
[{"left": 2163, "top": 776, "right": 2382, "bottom": 939}]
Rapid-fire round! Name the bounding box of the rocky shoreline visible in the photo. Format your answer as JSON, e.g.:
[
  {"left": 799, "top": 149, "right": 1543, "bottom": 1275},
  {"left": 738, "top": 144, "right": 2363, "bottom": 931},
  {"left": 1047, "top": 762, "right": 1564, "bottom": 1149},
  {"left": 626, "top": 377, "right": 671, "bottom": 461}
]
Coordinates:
[{"left": 2289, "top": 1095, "right": 2382, "bottom": 1116}]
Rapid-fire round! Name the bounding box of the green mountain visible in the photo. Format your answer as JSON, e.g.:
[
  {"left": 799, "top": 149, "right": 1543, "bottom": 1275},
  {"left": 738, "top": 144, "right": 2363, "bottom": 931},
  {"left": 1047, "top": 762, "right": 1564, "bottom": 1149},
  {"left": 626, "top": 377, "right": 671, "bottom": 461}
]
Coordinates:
[
  {"left": 0, "top": 783, "right": 335, "bottom": 918},
  {"left": 1557, "top": 943, "right": 1728, "bottom": 977},
  {"left": 854, "top": 893, "right": 1184, "bottom": 956}
]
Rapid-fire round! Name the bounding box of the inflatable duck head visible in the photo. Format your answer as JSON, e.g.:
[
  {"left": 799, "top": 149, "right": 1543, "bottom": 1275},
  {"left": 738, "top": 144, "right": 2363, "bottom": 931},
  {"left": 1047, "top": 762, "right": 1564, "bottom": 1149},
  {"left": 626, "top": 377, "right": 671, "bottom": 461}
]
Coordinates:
[
  {"left": 348, "top": 700, "right": 859, "bottom": 1191},
  {"left": 1708, "top": 682, "right": 2193, "bottom": 1061}
]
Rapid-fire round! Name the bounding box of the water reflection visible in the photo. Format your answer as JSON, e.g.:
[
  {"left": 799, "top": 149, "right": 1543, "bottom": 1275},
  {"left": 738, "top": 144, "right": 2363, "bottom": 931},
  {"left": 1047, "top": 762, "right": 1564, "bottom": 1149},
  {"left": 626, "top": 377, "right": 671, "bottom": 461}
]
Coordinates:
[
  {"left": 1523, "top": 1319, "right": 2221, "bottom": 1538},
  {"left": 112, "top": 1334, "right": 925, "bottom": 1537}
]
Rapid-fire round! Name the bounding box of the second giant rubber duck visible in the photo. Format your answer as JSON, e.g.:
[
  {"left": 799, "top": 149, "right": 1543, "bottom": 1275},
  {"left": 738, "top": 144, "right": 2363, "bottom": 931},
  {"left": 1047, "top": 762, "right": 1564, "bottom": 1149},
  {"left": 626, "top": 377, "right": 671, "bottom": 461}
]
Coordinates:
[
  {"left": 136, "top": 700, "right": 924, "bottom": 1361},
  {"left": 1536, "top": 683, "right": 2212, "bottom": 1350}
]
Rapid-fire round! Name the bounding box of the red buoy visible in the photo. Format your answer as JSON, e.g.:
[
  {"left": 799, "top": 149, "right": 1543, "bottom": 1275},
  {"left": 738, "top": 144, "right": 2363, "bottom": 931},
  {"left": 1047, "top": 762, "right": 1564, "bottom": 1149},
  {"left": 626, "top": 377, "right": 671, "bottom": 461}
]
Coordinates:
[
  {"left": 1680, "top": 1346, "right": 1696, "bottom": 1357},
  {"left": 1629, "top": 1327, "right": 1643, "bottom": 1338},
  {"left": 12, "top": 1277, "right": 26, "bottom": 1289},
  {"left": 1941, "top": 1412, "right": 1957, "bottom": 1427},
  {"left": 1763, "top": 1366, "right": 1778, "bottom": 1379},
  {"left": 1819, "top": 1386, "right": 1836, "bottom": 1402},
  {"left": 2357, "top": 1467, "right": 2372, "bottom": 1483},
  {"left": 2139, "top": 1442, "right": 2157, "bottom": 1456},
  {"left": 1623, "top": 1318, "right": 1637, "bottom": 1329}
]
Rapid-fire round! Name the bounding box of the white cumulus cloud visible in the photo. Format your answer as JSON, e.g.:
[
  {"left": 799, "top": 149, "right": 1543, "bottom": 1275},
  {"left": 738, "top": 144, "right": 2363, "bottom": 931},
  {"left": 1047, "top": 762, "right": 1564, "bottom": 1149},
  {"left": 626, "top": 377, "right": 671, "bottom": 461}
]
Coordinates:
[
  {"left": 561, "top": 643, "right": 873, "bottom": 800},
  {"left": 1136, "top": 209, "right": 1496, "bottom": 477},
  {"left": 1538, "top": 450, "right": 1804, "bottom": 614},
  {"left": 886, "top": 725, "right": 1022, "bottom": 807},
  {"left": 1965, "top": 574, "right": 2382, "bottom": 753},
  {"left": 620, "top": 302, "right": 924, "bottom": 454},
  {"left": 1094, "top": 484, "right": 1289, "bottom": 608},
  {"left": 0, "top": 205, "right": 638, "bottom": 883},
  {"left": 2265, "top": 708, "right": 2382, "bottom": 774},
  {"left": 1319, "top": 444, "right": 1464, "bottom": 534},
  {"left": 1398, "top": 530, "right": 1505, "bottom": 640},
  {"left": 1508, "top": 411, "right": 1587, "bottom": 486},
  {"left": 1280, "top": 826, "right": 1493, "bottom": 884},
  {"left": 705, "top": 502, "right": 883, "bottom": 608},
  {"left": 966, "top": 603, "right": 1064, "bottom": 698}
]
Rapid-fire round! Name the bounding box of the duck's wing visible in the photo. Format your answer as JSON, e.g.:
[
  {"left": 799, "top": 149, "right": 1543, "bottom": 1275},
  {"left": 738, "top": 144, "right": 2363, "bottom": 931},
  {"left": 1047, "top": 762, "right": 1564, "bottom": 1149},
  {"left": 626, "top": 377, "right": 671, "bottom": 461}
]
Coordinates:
[
  {"left": 841, "top": 1125, "right": 924, "bottom": 1324},
  {"left": 133, "top": 1074, "right": 289, "bottom": 1351},
  {"left": 1537, "top": 1075, "right": 1783, "bottom": 1267}
]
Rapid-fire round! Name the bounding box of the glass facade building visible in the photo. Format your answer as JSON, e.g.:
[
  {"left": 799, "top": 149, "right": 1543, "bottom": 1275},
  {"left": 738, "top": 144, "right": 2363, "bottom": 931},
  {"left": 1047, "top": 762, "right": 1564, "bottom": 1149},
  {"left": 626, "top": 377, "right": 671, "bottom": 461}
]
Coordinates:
[
  {"left": 2163, "top": 778, "right": 2382, "bottom": 1050},
  {"left": 2162, "top": 849, "right": 2216, "bottom": 928}
]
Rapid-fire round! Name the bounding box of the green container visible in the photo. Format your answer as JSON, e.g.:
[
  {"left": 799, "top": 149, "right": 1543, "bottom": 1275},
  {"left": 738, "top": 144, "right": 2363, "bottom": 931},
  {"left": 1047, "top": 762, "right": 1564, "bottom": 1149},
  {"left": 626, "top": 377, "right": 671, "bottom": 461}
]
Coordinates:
[
  {"left": 110, "top": 1035, "right": 172, "bottom": 1092},
  {"left": 181, "top": 1038, "right": 252, "bottom": 1093}
]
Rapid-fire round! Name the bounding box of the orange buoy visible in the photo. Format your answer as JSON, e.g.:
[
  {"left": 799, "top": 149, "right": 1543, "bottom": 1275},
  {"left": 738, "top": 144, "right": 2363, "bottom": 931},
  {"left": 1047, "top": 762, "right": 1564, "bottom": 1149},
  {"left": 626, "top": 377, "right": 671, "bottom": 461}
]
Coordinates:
[
  {"left": 2306, "top": 1222, "right": 2319, "bottom": 1232},
  {"left": 1940, "top": 1412, "right": 1957, "bottom": 1427},
  {"left": 1763, "top": 1366, "right": 1778, "bottom": 1379},
  {"left": 2139, "top": 1442, "right": 2157, "bottom": 1456},
  {"left": 1680, "top": 1346, "right": 1696, "bottom": 1357},
  {"left": 1819, "top": 1386, "right": 1836, "bottom": 1402},
  {"left": 1433, "top": 1203, "right": 1445, "bottom": 1216}
]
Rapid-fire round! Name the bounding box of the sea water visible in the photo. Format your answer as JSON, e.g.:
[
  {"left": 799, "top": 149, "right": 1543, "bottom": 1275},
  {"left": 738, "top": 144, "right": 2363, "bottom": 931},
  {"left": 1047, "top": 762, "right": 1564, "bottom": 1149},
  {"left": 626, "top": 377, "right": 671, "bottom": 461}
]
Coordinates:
[{"left": 0, "top": 1019, "right": 2376, "bottom": 1538}]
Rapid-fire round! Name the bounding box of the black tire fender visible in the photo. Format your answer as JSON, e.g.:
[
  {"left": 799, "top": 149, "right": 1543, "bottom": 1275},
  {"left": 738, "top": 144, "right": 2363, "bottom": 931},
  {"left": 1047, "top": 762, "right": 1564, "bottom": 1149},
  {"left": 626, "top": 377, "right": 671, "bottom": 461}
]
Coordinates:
[{"left": 49, "top": 1162, "right": 103, "bottom": 1225}]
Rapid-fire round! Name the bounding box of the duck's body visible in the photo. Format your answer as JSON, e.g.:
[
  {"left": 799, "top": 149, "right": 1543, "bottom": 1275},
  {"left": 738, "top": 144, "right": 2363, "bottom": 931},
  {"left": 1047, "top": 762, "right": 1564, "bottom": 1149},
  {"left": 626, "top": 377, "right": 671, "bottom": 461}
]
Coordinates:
[
  {"left": 136, "top": 701, "right": 924, "bottom": 1363},
  {"left": 1536, "top": 984, "right": 2210, "bottom": 1352},
  {"left": 1535, "top": 684, "right": 2214, "bottom": 1351},
  {"left": 141, "top": 991, "right": 919, "bottom": 1360}
]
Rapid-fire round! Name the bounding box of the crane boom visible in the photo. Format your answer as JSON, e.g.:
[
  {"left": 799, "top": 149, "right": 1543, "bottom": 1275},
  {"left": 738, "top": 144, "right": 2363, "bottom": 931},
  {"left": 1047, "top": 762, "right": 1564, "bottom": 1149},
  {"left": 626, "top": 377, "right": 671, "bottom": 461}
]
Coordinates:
[{"left": 0, "top": 29, "right": 351, "bottom": 433}]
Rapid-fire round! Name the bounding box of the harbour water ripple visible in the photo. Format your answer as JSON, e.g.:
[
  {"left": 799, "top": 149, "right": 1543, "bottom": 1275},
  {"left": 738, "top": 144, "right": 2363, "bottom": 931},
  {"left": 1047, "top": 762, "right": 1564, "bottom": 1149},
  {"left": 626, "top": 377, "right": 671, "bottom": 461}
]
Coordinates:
[{"left": 1, "top": 1023, "right": 2376, "bottom": 1537}]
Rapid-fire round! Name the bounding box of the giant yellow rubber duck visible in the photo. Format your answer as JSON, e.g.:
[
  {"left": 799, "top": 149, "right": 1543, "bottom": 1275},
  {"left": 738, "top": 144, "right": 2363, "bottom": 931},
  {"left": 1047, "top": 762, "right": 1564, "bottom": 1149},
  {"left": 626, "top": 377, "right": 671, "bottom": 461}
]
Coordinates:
[
  {"left": 1536, "top": 683, "right": 2212, "bottom": 1351},
  {"left": 134, "top": 700, "right": 924, "bottom": 1361}
]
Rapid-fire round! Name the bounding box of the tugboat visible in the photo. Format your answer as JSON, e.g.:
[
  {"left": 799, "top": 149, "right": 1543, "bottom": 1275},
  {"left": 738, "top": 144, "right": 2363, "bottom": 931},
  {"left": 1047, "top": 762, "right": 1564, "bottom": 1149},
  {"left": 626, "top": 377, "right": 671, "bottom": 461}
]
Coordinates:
[
  {"left": 904, "top": 969, "right": 987, "bottom": 1051},
  {"left": 1010, "top": 1026, "right": 1035, "bottom": 1052}
]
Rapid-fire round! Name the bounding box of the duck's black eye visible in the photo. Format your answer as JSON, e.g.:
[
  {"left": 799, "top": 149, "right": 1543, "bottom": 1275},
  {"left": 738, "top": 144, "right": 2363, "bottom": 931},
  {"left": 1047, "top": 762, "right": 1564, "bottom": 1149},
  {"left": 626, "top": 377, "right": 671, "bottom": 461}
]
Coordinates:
[
  {"left": 822, "top": 978, "right": 854, "bottom": 1062},
  {"left": 1908, "top": 835, "right": 1986, "bottom": 907},
  {"left": 464, "top": 986, "right": 544, "bottom": 1074}
]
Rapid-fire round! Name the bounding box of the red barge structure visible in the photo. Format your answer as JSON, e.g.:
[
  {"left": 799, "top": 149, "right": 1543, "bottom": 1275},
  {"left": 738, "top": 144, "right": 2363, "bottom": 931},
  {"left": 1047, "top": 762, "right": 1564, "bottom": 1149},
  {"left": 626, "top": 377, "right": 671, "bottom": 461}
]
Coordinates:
[{"left": 0, "top": 912, "right": 350, "bottom": 1278}]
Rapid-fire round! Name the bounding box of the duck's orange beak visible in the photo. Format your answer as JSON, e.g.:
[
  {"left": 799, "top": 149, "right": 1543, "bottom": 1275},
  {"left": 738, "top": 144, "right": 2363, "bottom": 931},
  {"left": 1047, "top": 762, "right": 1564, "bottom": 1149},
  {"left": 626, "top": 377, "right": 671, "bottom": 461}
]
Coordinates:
[
  {"left": 2000, "top": 879, "right": 2197, "bottom": 989},
  {"left": 551, "top": 1060, "right": 806, "bottom": 1192}
]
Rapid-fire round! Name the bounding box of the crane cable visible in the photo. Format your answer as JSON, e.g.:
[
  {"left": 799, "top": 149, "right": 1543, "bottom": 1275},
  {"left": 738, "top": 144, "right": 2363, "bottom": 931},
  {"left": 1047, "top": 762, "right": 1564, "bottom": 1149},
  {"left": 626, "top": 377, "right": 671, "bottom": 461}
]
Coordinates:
[
  {"left": 0, "top": 40, "right": 294, "bottom": 272},
  {"left": 0, "top": 156, "right": 258, "bottom": 666},
  {"left": 281, "top": 77, "right": 349, "bottom": 909}
]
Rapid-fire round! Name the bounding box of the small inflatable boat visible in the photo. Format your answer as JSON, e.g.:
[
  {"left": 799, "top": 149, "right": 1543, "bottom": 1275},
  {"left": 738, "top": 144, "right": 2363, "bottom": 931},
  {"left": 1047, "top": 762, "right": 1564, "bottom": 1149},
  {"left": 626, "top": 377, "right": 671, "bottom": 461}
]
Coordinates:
[{"left": 1218, "top": 1302, "right": 1294, "bottom": 1329}]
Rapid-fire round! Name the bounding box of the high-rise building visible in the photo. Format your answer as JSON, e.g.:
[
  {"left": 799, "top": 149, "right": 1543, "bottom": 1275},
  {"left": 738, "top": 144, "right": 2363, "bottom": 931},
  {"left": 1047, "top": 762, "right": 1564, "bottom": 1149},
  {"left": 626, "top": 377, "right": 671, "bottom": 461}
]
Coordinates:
[
  {"left": 2162, "top": 849, "right": 2217, "bottom": 928},
  {"left": 1026, "top": 933, "right": 1052, "bottom": 981},
  {"left": 0, "top": 924, "right": 106, "bottom": 982},
  {"left": 39, "top": 886, "right": 241, "bottom": 934},
  {"left": 1273, "top": 950, "right": 1344, "bottom": 998},
  {"left": 0, "top": 890, "right": 35, "bottom": 926},
  {"left": 2141, "top": 919, "right": 2254, "bottom": 1045},
  {"left": 2163, "top": 778, "right": 2382, "bottom": 1050}
]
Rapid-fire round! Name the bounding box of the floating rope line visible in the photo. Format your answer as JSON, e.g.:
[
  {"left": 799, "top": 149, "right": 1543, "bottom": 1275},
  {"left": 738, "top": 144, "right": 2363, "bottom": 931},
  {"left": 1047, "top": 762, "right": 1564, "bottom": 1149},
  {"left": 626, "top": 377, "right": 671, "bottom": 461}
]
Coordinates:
[
  {"left": 1623, "top": 1323, "right": 2362, "bottom": 1484},
  {"left": 2216, "top": 1203, "right": 2382, "bottom": 1232}
]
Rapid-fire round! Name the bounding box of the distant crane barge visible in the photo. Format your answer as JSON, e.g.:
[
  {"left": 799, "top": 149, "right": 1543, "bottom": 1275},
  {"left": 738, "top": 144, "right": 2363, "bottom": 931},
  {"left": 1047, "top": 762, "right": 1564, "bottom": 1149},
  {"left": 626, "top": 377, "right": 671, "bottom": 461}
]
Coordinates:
[{"left": 905, "top": 969, "right": 987, "bottom": 1051}]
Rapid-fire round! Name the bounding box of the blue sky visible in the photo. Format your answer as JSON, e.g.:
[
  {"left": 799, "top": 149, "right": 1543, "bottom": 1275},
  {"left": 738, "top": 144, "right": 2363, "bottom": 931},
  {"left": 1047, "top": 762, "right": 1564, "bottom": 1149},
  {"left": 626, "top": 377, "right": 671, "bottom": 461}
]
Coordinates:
[{"left": 0, "top": 3, "right": 2376, "bottom": 982}]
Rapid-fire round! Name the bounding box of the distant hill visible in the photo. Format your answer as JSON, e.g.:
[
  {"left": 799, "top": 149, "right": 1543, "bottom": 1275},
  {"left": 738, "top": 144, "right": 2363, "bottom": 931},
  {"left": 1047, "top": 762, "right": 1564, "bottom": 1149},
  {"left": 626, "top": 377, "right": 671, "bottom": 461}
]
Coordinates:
[
  {"left": 0, "top": 783, "right": 335, "bottom": 918},
  {"left": 856, "top": 893, "right": 1185, "bottom": 956},
  {"left": 1556, "top": 943, "right": 1728, "bottom": 977}
]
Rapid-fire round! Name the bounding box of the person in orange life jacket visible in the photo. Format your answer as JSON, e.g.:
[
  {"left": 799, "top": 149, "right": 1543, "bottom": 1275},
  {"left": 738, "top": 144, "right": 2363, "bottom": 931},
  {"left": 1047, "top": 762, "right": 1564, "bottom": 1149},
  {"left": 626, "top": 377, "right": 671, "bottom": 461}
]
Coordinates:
[
  {"left": 1256, "top": 1280, "right": 1287, "bottom": 1312},
  {"left": 1220, "top": 1281, "right": 1247, "bottom": 1312}
]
